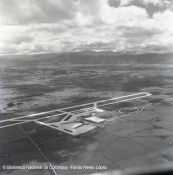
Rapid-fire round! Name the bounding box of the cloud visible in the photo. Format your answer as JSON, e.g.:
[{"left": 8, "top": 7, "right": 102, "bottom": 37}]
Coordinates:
[
  {"left": 0, "top": 0, "right": 76, "bottom": 25},
  {"left": 118, "top": 0, "right": 173, "bottom": 17},
  {"left": 120, "top": 0, "right": 168, "bottom": 6},
  {"left": 0, "top": 0, "right": 173, "bottom": 55}
]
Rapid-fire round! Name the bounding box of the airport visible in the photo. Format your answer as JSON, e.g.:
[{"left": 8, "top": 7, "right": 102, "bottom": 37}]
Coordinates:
[
  {"left": 0, "top": 92, "right": 151, "bottom": 136},
  {"left": 1, "top": 0, "right": 173, "bottom": 174},
  {"left": 2, "top": 87, "right": 173, "bottom": 175}
]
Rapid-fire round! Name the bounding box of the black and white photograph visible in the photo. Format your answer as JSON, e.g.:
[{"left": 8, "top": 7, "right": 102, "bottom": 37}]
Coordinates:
[{"left": 0, "top": 0, "right": 173, "bottom": 175}]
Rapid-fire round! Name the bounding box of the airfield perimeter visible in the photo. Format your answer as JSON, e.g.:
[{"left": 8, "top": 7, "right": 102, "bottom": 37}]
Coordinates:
[
  {"left": 1, "top": 94, "right": 173, "bottom": 175},
  {"left": 1, "top": 53, "right": 173, "bottom": 175}
]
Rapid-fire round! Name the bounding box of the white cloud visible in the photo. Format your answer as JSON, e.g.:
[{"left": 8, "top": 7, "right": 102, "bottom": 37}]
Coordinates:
[
  {"left": 140, "top": 0, "right": 162, "bottom": 6},
  {"left": 120, "top": 0, "right": 133, "bottom": 6},
  {"left": 153, "top": 10, "right": 173, "bottom": 32},
  {"left": 0, "top": 0, "right": 173, "bottom": 55},
  {"left": 120, "top": 0, "right": 164, "bottom": 6},
  {"left": 0, "top": 0, "right": 76, "bottom": 25}
]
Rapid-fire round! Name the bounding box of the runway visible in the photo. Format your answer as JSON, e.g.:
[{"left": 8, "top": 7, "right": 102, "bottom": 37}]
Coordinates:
[
  {"left": 0, "top": 92, "right": 151, "bottom": 129},
  {"left": 2, "top": 92, "right": 173, "bottom": 175}
]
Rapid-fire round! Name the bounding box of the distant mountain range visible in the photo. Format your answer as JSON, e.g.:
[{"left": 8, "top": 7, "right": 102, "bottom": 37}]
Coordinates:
[{"left": 0, "top": 51, "right": 173, "bottom": 65}]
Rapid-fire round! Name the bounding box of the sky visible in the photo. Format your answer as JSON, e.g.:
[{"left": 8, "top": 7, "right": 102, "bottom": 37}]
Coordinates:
[{"left": 0, "top": 0, "right": 173, "bottom": 55}]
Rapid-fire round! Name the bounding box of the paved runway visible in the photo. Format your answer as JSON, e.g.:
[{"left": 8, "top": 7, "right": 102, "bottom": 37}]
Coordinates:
[
  {"left": 2, "top": 93, "right": 173, "bottom": 175},
  {"left": 0, "top": 92, "right": 150, "bottom": 129}
]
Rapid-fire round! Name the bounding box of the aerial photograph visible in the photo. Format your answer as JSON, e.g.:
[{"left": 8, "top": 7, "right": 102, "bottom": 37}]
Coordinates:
[{"left": 0, "top": 0, "right": 173, "bottom": 175}]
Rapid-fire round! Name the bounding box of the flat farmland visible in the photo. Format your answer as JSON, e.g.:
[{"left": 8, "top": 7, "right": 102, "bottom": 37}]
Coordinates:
[{"left": 1, "top": 52, "right": 173, "bottom": 174}]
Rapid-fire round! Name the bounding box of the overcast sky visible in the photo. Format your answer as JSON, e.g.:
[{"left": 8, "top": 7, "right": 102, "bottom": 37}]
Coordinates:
[{"left": 0, "top": 0, "right": 173, "bottom": 55}]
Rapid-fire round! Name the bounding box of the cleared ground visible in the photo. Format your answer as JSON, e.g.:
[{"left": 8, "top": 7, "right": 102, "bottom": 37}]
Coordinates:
[{"left": 1, "top": 53, "right": 173, "bottom": 174}]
